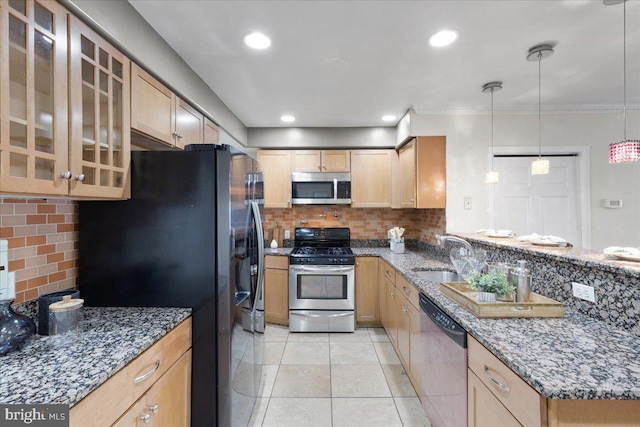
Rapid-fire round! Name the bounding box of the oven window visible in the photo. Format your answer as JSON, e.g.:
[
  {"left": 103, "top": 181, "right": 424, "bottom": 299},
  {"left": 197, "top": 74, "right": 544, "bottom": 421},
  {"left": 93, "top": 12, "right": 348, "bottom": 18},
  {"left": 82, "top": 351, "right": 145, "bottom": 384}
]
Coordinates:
[
  {"left": 292, "top": 182, "right": 334, "bottom": 199},
  {"left": 297, "top": 275, "right": 347, "bottom": 299}
]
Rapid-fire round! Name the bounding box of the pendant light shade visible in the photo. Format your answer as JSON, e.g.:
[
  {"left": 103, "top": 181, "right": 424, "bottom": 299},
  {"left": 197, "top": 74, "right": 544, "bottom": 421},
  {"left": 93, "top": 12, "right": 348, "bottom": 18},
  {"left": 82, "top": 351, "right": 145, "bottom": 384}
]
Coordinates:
[
  {"left": 482, "top": 81, "right": 503, "bottom": 184},
  {"left": 527, "top": 44, "right": 554, "bottom": 176},
  {"left": 606, "top": 0, "right": 639, "bottom": 163}
]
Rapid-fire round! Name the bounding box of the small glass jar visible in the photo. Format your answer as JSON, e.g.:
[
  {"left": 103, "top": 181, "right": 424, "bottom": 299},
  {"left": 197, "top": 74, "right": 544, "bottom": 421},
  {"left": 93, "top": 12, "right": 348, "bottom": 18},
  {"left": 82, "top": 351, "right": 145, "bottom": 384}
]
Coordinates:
[{"left": 48, "top": 295, "right": 84, "bottom": 335}]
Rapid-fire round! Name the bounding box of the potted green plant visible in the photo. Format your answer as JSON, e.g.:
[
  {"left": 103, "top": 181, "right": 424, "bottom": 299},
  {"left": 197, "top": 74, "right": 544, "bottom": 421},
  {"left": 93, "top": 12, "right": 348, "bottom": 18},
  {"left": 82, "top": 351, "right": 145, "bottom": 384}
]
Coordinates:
[{"left": 469, "top": 270, "right": 515, "bottom": 302}]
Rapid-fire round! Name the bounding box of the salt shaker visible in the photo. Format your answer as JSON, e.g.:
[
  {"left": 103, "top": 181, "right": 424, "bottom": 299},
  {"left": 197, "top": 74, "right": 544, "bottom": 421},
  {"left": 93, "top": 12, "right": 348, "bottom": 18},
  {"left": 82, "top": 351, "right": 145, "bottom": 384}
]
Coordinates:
[{"left": 512, "top": 260, "right": 532, "bottom": 302}]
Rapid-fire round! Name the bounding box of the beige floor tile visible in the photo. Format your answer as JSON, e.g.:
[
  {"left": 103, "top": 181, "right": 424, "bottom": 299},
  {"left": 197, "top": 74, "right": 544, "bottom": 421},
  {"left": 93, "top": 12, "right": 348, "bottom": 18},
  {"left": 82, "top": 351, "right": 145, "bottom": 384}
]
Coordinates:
[
  {"left": 369, "top": 327, "right": 391, "bottom": 342},
  {"left": 373, "top": 341, "right": 402, "bottom": 365},
  {"left": 272, "top": 364, "right": 331, "bottom": 397},
  {"left": 329, "top": 328, "right": 371, "bottom": 342},
  {"left": 287, "top": 332, "right": 329, "bottom": 342},
  {"left": 332, "top": 398, "right": 403, "bottom": 427},
  {"left": 263, "top": 324, "right": 290, "bottom": 342},
  {"left": 248, "top": 397, "right": 270, "bottom": 427},
  {"left": 330, "top": 341, "right": 379, "bottom": 364},
  {"left": 262, "top": 398, "right": 332, "bottom": 427},
  {"left": 262, "top": 341, "right": 286, "bottom": 365},
  {"left": 331, "top": 364, "right": 391, "bottom": 397},
  {"left": 382, "top": 364, "right": 417, "bottom": 397},
  {"left": 258, "top": 365, "right": 279, "bottom": 398},
  {"left": 281, "top": 342, "right": 330, "bottom": 364},
  {"left": 394, "top": 397, "right": 432, "bottom": 426}
]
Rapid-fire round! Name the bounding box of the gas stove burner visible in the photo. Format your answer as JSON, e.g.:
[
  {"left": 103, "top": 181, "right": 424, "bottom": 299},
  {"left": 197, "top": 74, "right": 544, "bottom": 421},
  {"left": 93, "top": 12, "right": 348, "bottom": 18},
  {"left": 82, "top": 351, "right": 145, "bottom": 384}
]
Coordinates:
[
  {"left": 295, "top": 247, "right": 318, "bottom": 255},
  {"left": 328, "top": 247, "right": 350, "bottom": 255}
]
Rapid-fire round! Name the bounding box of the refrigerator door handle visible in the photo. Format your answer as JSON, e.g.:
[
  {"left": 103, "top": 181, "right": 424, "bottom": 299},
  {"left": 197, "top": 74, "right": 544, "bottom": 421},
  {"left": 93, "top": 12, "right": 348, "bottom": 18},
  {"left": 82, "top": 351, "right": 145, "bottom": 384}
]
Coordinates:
[{"left": 250, "top": 201, "right": 265, "bottom": 310}]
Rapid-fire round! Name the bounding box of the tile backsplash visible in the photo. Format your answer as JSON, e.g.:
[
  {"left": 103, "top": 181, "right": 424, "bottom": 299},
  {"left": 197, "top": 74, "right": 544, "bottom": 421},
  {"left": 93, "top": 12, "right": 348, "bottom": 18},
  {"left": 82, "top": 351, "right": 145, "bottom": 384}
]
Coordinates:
[
  {"left": 264, "top": 206, "right": 446, "bottom": 242},
  {"left": 0, "top": 198, "right": 78, "bottom": 304}
]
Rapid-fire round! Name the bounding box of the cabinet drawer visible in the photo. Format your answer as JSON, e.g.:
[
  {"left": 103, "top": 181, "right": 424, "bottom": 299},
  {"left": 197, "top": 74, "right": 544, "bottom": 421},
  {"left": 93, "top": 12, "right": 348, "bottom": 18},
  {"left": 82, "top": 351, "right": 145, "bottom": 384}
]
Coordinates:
[
  {"left": 396, "top": 274, "right": 419, "bottom": 310},
  {"left": 382, "top": 261, "right": 396, "bottom": 284},
  {"left": 468, "top": 336, "right": 545, "bottom": 427},
  {"left": 70, "top": 318, "right": 192, "bottom": 427},
  {"left": 265, "top": 255, "right": 289, "bottom": 270}
]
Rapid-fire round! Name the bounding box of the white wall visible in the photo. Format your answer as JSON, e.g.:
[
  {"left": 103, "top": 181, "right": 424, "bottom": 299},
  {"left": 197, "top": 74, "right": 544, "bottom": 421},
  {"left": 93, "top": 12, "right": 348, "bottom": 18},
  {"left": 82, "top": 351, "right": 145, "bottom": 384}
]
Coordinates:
[{"left": 410, "top": 111, "right": 640, "bottom": 250}]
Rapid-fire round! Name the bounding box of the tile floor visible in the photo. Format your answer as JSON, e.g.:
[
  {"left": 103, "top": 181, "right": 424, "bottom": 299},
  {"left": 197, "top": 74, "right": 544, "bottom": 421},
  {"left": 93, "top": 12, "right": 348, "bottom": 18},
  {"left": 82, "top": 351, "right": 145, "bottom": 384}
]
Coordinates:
[{"left": 248, "top": 325, "right": 432, "bottom": 427}]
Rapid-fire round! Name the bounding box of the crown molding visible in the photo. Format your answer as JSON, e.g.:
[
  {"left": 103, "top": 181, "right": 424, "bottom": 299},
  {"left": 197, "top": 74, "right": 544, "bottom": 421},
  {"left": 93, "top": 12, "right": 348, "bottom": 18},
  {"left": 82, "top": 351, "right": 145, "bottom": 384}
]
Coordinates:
[{"left": 411, "top": 104, "right": 640, "bottom": 115}]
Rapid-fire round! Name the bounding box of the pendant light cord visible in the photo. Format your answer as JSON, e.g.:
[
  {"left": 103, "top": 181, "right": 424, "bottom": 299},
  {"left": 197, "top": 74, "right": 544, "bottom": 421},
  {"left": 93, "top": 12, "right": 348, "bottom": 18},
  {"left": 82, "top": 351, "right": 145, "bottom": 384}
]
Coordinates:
[
  {"left": 623, "top": 0, "right": 627, "bottom": 141},
  {"left": 538, "top": 51, "right": 542, "bottom": 159},
  {"left": 491, "top": 88, "right": 495, "bottom": 170}
]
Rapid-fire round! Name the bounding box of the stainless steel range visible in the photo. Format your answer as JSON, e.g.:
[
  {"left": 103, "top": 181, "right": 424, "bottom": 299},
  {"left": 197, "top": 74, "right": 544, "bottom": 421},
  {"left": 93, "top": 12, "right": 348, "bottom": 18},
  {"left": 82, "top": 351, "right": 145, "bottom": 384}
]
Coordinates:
[{"left": 289, "top": 228, "right": 355, "bottom": 332}]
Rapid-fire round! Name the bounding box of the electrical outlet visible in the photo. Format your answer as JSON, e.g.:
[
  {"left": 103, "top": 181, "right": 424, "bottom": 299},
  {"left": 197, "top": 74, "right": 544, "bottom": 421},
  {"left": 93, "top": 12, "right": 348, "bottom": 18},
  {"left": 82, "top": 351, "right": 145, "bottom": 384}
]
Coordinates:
[
  {"left": 464, "top": 197, "right": 472, "bottom": 210},
  {"left": 284, "top": 229, "right": 290, "bottom": 239},
  {"left": 572, "top": 282, "right": 596, "bottom": 303}
]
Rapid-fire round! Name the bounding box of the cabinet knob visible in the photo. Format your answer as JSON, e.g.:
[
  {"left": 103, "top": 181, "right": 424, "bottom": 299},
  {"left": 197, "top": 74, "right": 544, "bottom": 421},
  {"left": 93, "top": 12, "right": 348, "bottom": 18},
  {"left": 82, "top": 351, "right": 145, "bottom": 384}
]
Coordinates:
[
  {"left": 172, "top": 132, "right": 179, "bottom": 138},
  {"left": 140, "top": 413, "right": 152, "bottom": 424},
  {"left": 403, "top": 286, "right": 411, "bottom": 294},
  {"left": 410, "top": 198, "right": 415, "bottom": 202},
  {"left": 402, "top": 306, "right": 409, "bottom": 313},
  {"left": 149, "top": 404, "right": 159, "bottom": 413},
  {"left": 390, "top": 292, "right": 396, "bottom": 297},
  {"left": 60, "top": 171, "right": 72, "bottom": 180},
  {"left": 75, "top": 174, "right": 86, "bottom": 182},
  {"left": 177, "top": 133, "right": 183, "bottom": 139},
  {"left": 317, "top": 165, "right": 321, "bottom": 169}
]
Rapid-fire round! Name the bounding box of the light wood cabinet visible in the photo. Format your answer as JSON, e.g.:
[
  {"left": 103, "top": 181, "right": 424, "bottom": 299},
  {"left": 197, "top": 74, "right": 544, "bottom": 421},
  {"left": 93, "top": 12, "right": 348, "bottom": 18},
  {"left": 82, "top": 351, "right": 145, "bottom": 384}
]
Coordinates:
[
  {"left": 264, "top": 255, "right": 289, "bottom": 326},
  {"left": 69, "top": 318, "right": 192, "bottom": 427},
  {"left": 384, "top": 278, "right": 397, "bottom": 346},
  {"left": 293, "top": 150, "right": 350, "bottom": 172},
  {"left": 0, "top": 0, "right": 69, "bottom": 195},
  {"left": 68, "top": 15, "right": 130, "bottom": 198},
  {"left": 114, "top": 350, "right": 191, "bottom": 427},
  {"left": 395, "top": 291, "right": 410, "bottom": 366},
  {"left": 377, "top": 260, "right": 388, "bottom": 328},
  {"left": 355, "top": 256, "right": 379, "bottom": 326},
  {"left": 408, "top": 302, "right": 422, "bottom": 397},
  {"left": 468, "top": 369, "right": 521, "bottom": 427},
  {"left": 203, "top": 117, "right": 220, "bottom": 145},
  {"left": 397, "top": 136, "right": 446, "bottom": 209},
  {"left": 257, "top": 150, "right": 292, "bottom": 208},
  {"left": 351, "top": 150, "right": 394, "bottom": 208},
  {"left": 131, "top": 63, "right": 205, "bottom": 149}
]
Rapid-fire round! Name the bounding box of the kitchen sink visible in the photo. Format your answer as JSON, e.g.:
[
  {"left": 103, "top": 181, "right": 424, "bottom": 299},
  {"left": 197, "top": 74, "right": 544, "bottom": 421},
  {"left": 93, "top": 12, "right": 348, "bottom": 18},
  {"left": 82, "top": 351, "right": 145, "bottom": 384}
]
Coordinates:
[{"left": 412, "top": 269, "right": 463, "bottom": 283}]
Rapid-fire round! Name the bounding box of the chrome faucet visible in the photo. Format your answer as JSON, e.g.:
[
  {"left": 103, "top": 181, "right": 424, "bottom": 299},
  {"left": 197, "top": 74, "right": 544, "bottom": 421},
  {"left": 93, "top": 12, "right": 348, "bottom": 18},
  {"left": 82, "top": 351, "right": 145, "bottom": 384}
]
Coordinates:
[
  {"left": 435, "top": 234, "right": 475, "bottom": 257},
  {"left": 322, "top": 208, "right": 339, "bottom": 218}
]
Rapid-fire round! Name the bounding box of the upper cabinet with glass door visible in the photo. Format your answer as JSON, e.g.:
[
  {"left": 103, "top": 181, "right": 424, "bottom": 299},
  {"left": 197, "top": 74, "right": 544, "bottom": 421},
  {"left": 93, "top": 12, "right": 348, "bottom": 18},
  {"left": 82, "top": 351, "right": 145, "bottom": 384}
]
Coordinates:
[
  {"left": 0, "top": 0, "right": 69, "bottom": 195},
  {"left": 68, "top": 15, "right": 130, "bottom": 198}
]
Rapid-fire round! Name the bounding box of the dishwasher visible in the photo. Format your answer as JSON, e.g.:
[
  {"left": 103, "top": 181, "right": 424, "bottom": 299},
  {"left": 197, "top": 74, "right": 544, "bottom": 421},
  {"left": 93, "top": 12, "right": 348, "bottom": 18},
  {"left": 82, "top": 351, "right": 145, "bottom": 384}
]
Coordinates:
[{"left": 419, "top": 292, "right": 468, "bottom": 427}]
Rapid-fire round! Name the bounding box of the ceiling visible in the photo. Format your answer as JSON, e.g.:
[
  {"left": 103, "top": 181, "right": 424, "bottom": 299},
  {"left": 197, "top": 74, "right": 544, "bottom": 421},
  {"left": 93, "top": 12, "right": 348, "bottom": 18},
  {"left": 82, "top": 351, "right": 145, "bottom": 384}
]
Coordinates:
[{"left": 129, "top": 0, "right": 640, "bottom": 128}]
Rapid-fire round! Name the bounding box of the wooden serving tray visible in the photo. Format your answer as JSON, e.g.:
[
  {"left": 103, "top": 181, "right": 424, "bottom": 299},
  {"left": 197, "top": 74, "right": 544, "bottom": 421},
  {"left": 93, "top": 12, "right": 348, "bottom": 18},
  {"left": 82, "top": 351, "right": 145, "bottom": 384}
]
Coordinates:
[{"left": 440, "top": 282, "right": 564, "bottom": 318}]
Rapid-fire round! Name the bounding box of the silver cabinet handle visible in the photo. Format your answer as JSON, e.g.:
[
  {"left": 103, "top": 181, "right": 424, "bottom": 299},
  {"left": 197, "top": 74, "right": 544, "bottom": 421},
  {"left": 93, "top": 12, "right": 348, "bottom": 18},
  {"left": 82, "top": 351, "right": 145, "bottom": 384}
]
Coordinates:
[
  {"left": 390, "top": 292, "right": 396, "bottom": 297},
  {"left": 403, "top": 286, "right": 411, "bottom": 294},
  {"left": 410, "top": 198, "right": 415, "bottom": 202},
  {"left": 172, "top": 132, "right": 179, "bottom": 138},
  {"left": 75, "top": 174, "right": 85, "bottom": 182},
  {"left": 148, "top": 404, "right": 159, "bottom": 413},
  {"left": 177, "top": 133, "right": 183, "bottom": 139},
  {"left": 484, "top": 365, "right": 510, "bottom": 392},
  {"left": 60, "top": 171, "right": 72, "bottom": 179},
  {"left": 140, "top": 413, "right": 152, "bottom": 424},
  {"left": 402, "top": 306, "right": 408, "bottom": 313},
  {"left": 317, "top": 165, "right": 322, "bottom": 169},
  {"left": 134, "top": 360, "right": 160, "bottom": 384}
]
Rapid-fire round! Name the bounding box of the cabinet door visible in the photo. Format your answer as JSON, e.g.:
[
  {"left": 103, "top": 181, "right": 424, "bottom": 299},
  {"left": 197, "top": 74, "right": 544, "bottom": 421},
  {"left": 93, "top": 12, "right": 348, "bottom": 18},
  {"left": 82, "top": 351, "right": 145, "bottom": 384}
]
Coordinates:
[
  {"left": 131, "top": 63, "right": 174, "bottom": 145},
  {"left": 384, "top": 279, "right": 397, "bottom": 345},
  {"left": 145, "top": 350, "right": 192, "bottom": 427},
  {"left": 321, "top": 150, "right": 350, "bottom": 172},
  {"left": 68, "top": 15, "right": 130, "bottom": 198},
  {"left": 174, "top": 98, "right": 204, "bottom": 149},
  {"left": 203, "top": 117, "right": 220, "bottom": 145},
  {"left": 415, "top": 136, "right": 446, "bottom": 209},
  {"left": 355, "top": 257, "right": 379, "bottom": 325},
  {"left": 0, "top": 0, "right": 68, "bottom": 195},
  {"left": 396, "top": 292, "right": 410, "bottom": 366},
  {"left": 398, "top": 139, "right": 416, "bottom": 208},
  {"left": 293, "top": 150, "right": 321, "bottom": 172},
  {"left": 351, "top": 150, "right": 393, "bottom": 208},
  {"left": 264, "top": 266, "right": 289, "bottom": 326},
  {"left": 257, "top": 150, "right": 292, "bottom": 208},
  {"left": 468, "top": 370, "right": 521, "bottom": 427},
  {"left": 112, "top": 394, "right": 150, "bottom": 427},
  {"left": 408, "top": 303, "right": 422, "bottom": 397},
  {"left": 378, "top": 262, "right": 387, "bottom": 328}
]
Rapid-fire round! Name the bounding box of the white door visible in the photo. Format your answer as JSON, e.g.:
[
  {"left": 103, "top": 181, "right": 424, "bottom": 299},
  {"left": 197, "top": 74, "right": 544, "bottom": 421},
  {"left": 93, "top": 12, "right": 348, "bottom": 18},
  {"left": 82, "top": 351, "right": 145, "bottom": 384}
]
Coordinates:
[{"left": 492, "top": 156, "right": 582, "bottom": 246}]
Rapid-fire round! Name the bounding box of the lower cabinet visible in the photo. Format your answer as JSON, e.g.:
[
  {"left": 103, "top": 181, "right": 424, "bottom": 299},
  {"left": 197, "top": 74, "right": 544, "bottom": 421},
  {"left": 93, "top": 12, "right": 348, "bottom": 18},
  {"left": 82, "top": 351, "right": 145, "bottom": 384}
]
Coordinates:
[
  {"left": 355, "top": 256, "right": 380, "bottom": 326},
  {"left": 468, "top": 370, "right": 521, "bottom": 427},
  {"left": 70, "top": 318, "right": 192, "bottom": 427},
  {"left": 384, "top": 278, "right": 397, "bottom": 346},
  {"left": 264, "top": 255, "right": 289, "bottom": 326},
  {"left": 114, "top": 350, "right": 191, "bottom": 427}
]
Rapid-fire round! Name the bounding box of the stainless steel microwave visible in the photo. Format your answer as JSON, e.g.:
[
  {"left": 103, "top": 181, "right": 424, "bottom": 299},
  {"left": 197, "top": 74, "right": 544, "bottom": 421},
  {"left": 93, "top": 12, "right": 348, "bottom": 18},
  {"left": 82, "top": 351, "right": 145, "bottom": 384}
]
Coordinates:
[{"left": 291, "top": 172, "right": 351, "bottom": 205}]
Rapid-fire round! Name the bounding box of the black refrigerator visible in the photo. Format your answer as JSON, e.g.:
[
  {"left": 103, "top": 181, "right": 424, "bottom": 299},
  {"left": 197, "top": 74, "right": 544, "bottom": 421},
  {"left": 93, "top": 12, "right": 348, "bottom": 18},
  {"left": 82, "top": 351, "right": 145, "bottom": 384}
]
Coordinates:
[{"left": 78, "top": 144, "right": 265, "bottom": 427}]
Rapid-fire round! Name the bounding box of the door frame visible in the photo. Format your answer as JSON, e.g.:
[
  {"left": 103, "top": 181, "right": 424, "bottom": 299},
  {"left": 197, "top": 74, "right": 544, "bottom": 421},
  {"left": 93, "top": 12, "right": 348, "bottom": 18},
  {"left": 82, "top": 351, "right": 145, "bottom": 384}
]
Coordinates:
[{"left": 486, "top": 145, "right": 591, "bottom": 248}]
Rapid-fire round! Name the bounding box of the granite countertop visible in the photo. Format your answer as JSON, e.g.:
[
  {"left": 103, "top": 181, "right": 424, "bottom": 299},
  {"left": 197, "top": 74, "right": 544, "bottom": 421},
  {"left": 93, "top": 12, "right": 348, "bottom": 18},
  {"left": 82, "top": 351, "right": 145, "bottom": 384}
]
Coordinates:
[
  {"left": 353, "top": 247, "right": 640, "bottom": 400},
  {"left": 265, "top": 247, "right": 292, "bottom": 256},
  {"left": 0, "top": 307, "right": 191, "bottom": 407}
]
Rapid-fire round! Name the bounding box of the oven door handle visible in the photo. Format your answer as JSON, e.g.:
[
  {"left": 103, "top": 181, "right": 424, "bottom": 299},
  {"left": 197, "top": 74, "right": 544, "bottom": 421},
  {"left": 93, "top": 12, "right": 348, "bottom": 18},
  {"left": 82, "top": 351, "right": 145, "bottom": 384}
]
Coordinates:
[
  {"left": 290, "top": 266, "right": 354, "bottom": 273},
  {"left": 290, "top": 311, "right": 353, "bottom": 318}
]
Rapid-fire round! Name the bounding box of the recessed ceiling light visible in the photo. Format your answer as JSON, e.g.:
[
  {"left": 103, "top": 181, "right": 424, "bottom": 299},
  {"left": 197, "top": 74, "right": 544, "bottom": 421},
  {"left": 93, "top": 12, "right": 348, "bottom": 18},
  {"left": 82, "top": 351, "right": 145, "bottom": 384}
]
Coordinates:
[
  {"left": 381, "top": 115, "right": 397, "bottom": 122},
  {"left": 243, "top": 32, "right": 271, "bottom": 50},
  {"left": 428, "top": 29, "right": 459, "bottom": 47},
  {"left": 280, "top": 115, "right": 295, "bottom": 123}
]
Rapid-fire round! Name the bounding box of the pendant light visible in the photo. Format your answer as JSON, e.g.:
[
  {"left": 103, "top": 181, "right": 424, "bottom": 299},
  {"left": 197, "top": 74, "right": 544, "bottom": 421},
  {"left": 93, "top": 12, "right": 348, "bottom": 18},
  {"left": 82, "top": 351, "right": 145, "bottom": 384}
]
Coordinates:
[
  {"left": 605, "top": 0, "right": 640, "bottom": 163},
  {"left": 482, "top": 81, "right": 503, "bottom": 184},
  {"left": 526, "top": 44, "right": 554, "bottom": 175}
]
